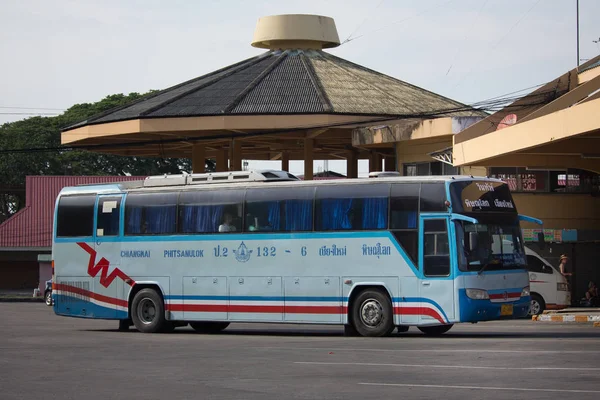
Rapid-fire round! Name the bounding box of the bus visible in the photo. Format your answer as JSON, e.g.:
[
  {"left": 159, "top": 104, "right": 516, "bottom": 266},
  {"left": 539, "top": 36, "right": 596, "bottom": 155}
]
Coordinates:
[{"left": 51, "top": 170, "right": 540, "bottom": 336}]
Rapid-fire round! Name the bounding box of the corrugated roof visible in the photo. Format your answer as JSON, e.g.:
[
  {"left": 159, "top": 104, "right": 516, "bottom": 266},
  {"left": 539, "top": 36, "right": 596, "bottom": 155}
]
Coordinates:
[
  {"left": 0, "top": 176, "right": 143, "bottom": 248},
  {"left": 580, "top": 59, "right": 600, "bottom": 74},
  {"left": 64, "top": 49, "right": 484, "bottom": 130}
]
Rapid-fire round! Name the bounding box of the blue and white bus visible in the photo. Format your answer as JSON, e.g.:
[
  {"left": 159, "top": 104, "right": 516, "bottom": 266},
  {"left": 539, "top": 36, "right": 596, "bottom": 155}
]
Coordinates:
[{"left": 51, "top": 170, "right": 539, "bottom": 336}]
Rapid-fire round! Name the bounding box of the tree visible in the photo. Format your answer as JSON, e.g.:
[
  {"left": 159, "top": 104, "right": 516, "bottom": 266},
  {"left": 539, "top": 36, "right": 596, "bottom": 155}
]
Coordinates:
[{"left": 0, "top": 91, "right": 214, "bottom": 222}]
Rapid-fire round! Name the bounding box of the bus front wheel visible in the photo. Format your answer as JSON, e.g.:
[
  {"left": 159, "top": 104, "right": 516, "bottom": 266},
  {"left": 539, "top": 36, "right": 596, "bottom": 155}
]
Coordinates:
[
  {"left": 418, "top": 324, "right": 453, "bottom": 336},
  {"left": 131, "top": 288, "right": 167, "bottom": 333},
  {"left": 351, "top": 289, "right": 395, "bottom": 337}
]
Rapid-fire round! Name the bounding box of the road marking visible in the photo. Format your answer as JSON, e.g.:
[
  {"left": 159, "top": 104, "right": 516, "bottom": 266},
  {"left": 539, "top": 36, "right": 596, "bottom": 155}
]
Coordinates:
[
  {"left": 265, "top": 347, "right": 600, "bottom": 354},
  {"left": 295, "top": 361, "right": 600, "bottom": 371},
  {"left": 358, "top": 382, "right": 600, "bottom": 394}
]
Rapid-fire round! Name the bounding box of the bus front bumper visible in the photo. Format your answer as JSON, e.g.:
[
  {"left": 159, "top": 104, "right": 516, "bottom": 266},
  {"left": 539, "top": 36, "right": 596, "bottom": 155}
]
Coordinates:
[{"left": 459, "top": 290, "right": 531, "bottom": 322}]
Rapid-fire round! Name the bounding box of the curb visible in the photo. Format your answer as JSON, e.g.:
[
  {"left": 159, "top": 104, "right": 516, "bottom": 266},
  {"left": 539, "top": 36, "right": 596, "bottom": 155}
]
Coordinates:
[{"left": 532, "top": 314, "right": 600, "bottom": 324}]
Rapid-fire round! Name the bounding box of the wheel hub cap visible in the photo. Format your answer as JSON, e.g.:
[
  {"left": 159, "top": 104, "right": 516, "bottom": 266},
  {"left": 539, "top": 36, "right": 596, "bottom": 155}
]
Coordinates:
[
  {"left": 138, "top": 299, "right": 157, "bottom": 324},
  {"left": 360, "top": 299, "right": 383, "bottom": 326}
]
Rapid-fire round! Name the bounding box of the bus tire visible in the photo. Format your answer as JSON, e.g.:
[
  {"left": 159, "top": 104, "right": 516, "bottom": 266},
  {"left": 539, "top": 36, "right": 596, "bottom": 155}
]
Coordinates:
[
  {"left": 131, "top": 288, "right": 167, "bottom": 334},
  {"left": 351, "top": 289, "right": 395, "bottom": 337},
  {"left": 189, "top": 322, "right": 230, "bottom": 334},
  {"left": 418, "top": 324, "right": 453, "bottom": 336}
]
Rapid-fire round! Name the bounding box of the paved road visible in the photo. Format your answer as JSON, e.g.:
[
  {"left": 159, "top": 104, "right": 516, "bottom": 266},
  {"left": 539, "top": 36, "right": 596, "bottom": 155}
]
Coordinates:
[{"left": 1, "top": 304, "right": 599, "bottom": 400}]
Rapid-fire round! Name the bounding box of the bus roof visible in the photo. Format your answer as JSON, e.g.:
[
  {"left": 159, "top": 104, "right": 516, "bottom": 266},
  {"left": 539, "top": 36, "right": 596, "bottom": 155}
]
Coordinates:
[{"left": 56, "top": 171, "right": 505, "bottom": 196}]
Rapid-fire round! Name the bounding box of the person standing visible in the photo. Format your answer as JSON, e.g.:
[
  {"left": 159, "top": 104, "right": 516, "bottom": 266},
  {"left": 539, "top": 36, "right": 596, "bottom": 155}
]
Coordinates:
[{"left": 558, "top": 254, "right": 572, "bottom": 278}]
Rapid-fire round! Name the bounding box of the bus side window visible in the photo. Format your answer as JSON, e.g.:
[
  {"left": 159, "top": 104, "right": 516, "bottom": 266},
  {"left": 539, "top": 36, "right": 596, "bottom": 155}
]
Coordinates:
[
  {"left": 125, "top": 192, "right": 178, "bottom": 235},
  {"left": 244, "top": 187, "right": 314, "bottom": 232},
  {"left": 420, "top": 183, "right": 446, "bottom": 212},
  {"left": 315, "top": 183, "right": 389, "bottom": 231},
  {"left": 56, "top": 194, "right": 96, "bottom": 237},
  {"left": 178, "top": 189, "right": 244, "bottom": 234},
  {"left": 423, "top": 219, "right": 450, "bottom": 277},
  {"left": 389, "top": 183, "right": 420, "bottom": 265}
]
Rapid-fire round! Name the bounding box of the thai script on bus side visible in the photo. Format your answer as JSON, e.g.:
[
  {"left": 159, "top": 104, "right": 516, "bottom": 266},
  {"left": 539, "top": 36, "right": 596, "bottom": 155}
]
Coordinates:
[
  {"left": 318, "top": 245, "right": 347, "bottom": 257},
  {"left": 362, "top": 243, "right": 391, "bottom": 258},
  {"left": 475, "top": 182, "right": 495, "bottom": 192}
]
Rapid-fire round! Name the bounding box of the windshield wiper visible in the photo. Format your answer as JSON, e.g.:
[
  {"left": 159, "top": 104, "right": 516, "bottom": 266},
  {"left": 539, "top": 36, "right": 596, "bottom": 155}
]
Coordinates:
[{"left": 478, "top": 261, "right": 503, "bottom": 275}]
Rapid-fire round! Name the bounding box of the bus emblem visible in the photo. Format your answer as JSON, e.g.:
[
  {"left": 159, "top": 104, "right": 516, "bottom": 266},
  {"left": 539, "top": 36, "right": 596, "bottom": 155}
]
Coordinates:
[{"left": 233, "top": 242, "right": 252, "bottom": 263}]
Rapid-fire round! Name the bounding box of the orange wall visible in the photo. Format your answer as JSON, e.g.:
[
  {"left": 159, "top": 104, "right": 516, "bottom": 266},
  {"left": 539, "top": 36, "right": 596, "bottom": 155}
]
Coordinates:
[{"left": 513, "top": 193, "right": 600, "bottom": 230}]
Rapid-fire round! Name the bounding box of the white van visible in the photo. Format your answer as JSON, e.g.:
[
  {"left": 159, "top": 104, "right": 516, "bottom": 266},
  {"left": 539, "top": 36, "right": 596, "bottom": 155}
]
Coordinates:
[
  {"left": 493, "top": 240, "right": 570, "bottom": 315},
  {"left": 524, "top": 246, "right": 570, "bottom": 315}
]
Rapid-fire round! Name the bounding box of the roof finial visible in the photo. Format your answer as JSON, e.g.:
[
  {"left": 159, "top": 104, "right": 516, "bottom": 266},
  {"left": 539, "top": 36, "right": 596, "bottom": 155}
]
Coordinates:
[{"left": 251, "top": 14, "right": 340, "bottom": 50}]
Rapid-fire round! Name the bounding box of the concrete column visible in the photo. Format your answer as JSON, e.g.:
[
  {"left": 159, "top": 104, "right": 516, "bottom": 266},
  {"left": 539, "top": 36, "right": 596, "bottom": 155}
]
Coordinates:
[
  {"left": 231, "top": 139, "right": 242, "bottom": 171},
  {"left": 304, "top": 139, "right": 314, "bottom": 180},
  {"left": 216, "top": 148, "right": 228, "bottom": 172},
  {"left": 191, "top": 144, "right": 206, "bottom": 173},
  {"left": 369, "top": 151, "right": 382, "bottom": 173},
  {"left": 346, "top": 150, "right": 357, "bottom": 179},
  {"left": 384, "top": 155, "right": 397, "bottom": 172},
  {"left": 281, "top": 152, "right": 290, "bottom": 172}
]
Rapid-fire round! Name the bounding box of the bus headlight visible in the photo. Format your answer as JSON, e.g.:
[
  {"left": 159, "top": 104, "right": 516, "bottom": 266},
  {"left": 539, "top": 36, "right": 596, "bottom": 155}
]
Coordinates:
[
  {"left": 557, "top": 283, "right": 568, "bottom": 291},
  {"left": 521, "top": 286, "right": 530, "bottom": 297},
  {"left": 466, "top": 288, "right": 489, "bottom": 300}
]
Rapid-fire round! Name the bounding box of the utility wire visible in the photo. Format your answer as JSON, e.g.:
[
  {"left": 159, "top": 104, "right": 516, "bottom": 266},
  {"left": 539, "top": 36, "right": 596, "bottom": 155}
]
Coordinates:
[
  {"left": 446, "top": 0, "right": 489, "bottom": 76},
  {"left": 342, "top": 0, "right": 455, "bottom": 45},
  {"left": 342, "top": 0, "right": 387, "bottom": 45},
  {"left": 450, "top": 0, "right": 542, "bottom": 91},
  {"left": 0, "top": 106, "right": 66, "bottom": 111}
]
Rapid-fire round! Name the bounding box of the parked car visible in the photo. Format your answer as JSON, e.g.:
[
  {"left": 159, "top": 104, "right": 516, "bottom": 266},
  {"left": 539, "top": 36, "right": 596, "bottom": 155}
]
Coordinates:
[
  {"left": 524, "top": 246, "right": 570, "bottom": 315},
  {"left": 44, "top": 280, "right": 53, "bottom": 306}
]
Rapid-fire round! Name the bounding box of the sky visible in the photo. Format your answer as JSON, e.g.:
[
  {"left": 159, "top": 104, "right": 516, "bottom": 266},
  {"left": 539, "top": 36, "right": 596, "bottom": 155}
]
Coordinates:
[{"left": 1, "top": 0, "right": 599, "bottom": 176}]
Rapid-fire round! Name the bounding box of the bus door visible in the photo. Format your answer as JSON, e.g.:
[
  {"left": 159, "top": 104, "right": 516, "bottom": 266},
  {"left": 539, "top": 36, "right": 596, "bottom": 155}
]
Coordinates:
[
  {"left": 419, "top": 216, "right": 455, "bottom": 324},
  {"left": 92, "top": 194, "right": 125, "bottom": 317}
]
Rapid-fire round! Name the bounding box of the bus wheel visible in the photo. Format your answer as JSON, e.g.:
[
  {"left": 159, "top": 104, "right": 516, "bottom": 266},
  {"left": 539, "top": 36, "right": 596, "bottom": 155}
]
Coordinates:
[
  {"left": 529, "top": 294, "right": 545, "bottom": 315},
  {"left": 189, "top": 322, "right": 230, "bottom": 334},
  {"left": 418, "top": 324, "right": 453, "bottom": 336},
  {"left": 131, "top": 289, "right": 167, "bottom": 333},
  {"left": 351, "top": 289, "right": 395, "bottom": 337}
]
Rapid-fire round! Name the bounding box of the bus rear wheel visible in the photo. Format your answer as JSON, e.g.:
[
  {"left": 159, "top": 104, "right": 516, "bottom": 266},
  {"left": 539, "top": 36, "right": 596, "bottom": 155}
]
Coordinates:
[
  {"left": 131, "top": 288, "right": 168, "bottom": 333},
  {"left": 351, "top": 289, "right": 395, "bottom": 337},
  {"left": 418, "top": 324, "right": 453, "bottom": 336},
  {"left": 190, "top": 322, "right": 230, "bottom": 334}
]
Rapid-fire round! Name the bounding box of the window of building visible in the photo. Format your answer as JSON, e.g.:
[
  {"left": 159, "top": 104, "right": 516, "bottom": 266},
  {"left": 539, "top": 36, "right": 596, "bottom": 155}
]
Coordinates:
[
  {"left": 125, "top": 192, "right": 178, "bottom": 235},
  {"left": 490, "top": 167, "right": 599, "bottom": 194},
  {"left": 403, "top": 161, "right": 458, "bottom": 177},
  {"left": 96, "top": 197, "right": 121, "bottom": 236},
  {"left": 423, "top": 219, "right": 450, "bottom": 277},
  {"left": 315, "top": 184, "right": 389, "bottom": 231},
  {"left": 244, "top": 186, "right": 314, "bottom": 232},
  {"left": 56, "top": 194, "right": 96, "bottom": 237},
  {"left": 178, "top": 189, "right": 244, "bottom": 234}
]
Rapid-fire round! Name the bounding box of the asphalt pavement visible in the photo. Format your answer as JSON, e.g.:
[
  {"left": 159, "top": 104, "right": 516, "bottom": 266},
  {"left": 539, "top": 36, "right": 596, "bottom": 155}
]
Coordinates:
[{"left": 1, "top": 303, "right": 599, "bottom": 400}]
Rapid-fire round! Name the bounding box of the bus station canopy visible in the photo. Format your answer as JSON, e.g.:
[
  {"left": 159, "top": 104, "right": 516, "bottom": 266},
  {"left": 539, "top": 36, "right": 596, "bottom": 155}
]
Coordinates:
[
  {"left": 60, "top": 14, "right": 482, "bottom": 177},
  {"left": 452, "top": 55, "right": 600, "bottom": 174}
]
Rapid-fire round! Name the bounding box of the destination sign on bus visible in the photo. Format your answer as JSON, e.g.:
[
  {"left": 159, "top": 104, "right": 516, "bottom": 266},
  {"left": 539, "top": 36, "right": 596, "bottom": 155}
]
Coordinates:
[{"left": 450, "top": 180, "right": 517, "bottom": 213}]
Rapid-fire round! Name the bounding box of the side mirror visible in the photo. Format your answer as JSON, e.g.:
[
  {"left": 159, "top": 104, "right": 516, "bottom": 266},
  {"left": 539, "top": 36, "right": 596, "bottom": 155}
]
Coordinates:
[
  {"left": 537, "top": 231, "right": 546, "bottom": 250},
  {"left": 468, "top": 232, "right": 479, "bottom": 252}
]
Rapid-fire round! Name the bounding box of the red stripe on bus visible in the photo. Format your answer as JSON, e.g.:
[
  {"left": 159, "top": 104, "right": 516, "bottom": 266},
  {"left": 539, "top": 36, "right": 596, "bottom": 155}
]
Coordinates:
[
  {"left": 54, "top": 283, "right": 128, "bottom": 308},
  {"left": 488, "top": 292, "right": 521, "bottom": 300},
  {"left": 167, "top": 304, "right": 348, "bottom": 314},
  {"left": 394, "top": 306, "right": 445, "bottom": 324}
]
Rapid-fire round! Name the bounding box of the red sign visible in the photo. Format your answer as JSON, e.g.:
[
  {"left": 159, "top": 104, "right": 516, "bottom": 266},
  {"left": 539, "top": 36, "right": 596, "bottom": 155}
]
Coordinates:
[{"left": 496, "top": 113, "right": 517, "bottom": 131}]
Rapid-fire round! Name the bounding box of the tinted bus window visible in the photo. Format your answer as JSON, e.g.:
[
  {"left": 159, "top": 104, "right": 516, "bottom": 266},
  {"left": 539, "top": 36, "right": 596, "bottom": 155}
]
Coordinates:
[
  {"left": 389, "top": 183, "right": 420, "bottom": 264},
  {"left": 97, "top": 197, "right": 121, "bottom": 236},
  {"left": 423, "top": 219, "right": 450, "bottom": 276},
  {"left": 125, "top": 192, "right": 178, "bottom": 235},
  {"left": 56, "top": 195, "right": 95, "bottom": 237},
  {"left": 315, "top": 184, "right": 389, "bottom": 231},
  {"left": 178, "top": 189, "right": 244, "bottom": 234},
  {"left": 420, "top": 183, "right": 447, "bottom": 212},
  {"left": 245, "top": 187, "right": 314, "bottom": 232}
]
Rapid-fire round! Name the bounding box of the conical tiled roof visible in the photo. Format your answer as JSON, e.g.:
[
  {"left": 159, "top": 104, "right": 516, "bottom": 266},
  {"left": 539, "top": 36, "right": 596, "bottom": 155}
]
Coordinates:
[{"left": 67, "top": 49, "right": 483, "bottom": 130}]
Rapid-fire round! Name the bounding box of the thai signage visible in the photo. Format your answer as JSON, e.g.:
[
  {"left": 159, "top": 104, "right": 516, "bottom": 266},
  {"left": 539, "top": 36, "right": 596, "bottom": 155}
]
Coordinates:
[{"left": 450, "top": 181, "right": 516, "bottom": 213}]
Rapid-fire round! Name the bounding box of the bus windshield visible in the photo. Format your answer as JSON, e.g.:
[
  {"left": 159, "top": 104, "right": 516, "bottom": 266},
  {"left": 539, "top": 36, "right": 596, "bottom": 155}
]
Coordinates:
[{"left": 455, "top": 217, "right": 527, "bottom": 272}]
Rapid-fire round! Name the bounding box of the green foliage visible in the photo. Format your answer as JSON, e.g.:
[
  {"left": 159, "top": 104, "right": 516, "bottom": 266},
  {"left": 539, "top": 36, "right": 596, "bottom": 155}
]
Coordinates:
[{"left": 0, "top": 91, "right": 213, "bottom": 222}]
